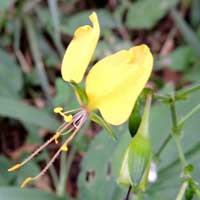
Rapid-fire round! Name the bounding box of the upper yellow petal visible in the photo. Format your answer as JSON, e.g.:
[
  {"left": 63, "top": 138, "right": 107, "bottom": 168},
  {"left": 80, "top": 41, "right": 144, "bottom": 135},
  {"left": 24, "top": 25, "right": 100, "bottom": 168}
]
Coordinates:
[
  {"left": 61, "top": 12, "right": 100, "bottom": 83},
  {"left": 85, "top": 45, "right": 153, "bottom": 125}
]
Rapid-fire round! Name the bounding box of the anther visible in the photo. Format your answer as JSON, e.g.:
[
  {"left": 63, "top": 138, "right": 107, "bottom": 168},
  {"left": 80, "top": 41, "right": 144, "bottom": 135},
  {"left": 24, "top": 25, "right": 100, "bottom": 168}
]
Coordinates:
[
  {"left": 8, "top": 163, "right": 21, "bottom": 172},
  {"left": 61, "top": 145, "right": 68, "bottom": 152},
  {"left": 54, "top": 107, "right": 63, "bottom": 113},
  {"left": 20, "top": 177, "right": 33, "bottom": 188},
  {"left": 64, "top": 115, "right": 73, "bottom": 123}
]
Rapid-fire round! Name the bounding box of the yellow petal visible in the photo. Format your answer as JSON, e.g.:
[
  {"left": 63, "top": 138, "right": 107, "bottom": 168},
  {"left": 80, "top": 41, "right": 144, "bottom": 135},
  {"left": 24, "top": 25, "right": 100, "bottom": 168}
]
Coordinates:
[
  {"left": 85, "top": 45, "right": 153, "bottom": 125},
  {"left": 61, "top": 12, "right": 100, "bottom": 83}
]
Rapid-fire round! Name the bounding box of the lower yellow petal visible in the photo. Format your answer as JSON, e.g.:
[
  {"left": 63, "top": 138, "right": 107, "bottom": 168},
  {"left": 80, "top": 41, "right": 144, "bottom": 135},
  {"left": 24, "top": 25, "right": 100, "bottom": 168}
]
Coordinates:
[
  {"left": 85, "top": 45, "right": 153, "bottom": 125},
  {"left": 61, "top": 12, "right": 100, "bottom": 83}
]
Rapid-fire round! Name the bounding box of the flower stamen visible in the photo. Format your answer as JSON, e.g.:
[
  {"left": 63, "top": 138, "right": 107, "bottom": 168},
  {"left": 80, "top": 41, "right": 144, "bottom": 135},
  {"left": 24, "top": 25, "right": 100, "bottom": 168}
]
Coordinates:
[{"left": 9, "top": 109, "right": 89, "bottom": 188}]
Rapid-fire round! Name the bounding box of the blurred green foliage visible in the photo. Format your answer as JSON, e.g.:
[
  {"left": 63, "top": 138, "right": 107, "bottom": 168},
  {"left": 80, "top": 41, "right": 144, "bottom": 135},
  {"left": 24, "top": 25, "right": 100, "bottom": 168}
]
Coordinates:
[{"left": 0, "top": 0, "right": 200, "bottom": 199}]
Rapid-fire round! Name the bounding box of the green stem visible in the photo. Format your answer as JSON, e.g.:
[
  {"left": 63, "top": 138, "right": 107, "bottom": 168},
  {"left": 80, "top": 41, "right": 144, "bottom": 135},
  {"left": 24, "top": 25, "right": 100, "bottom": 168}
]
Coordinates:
[
  {"left": 175, "top": 83, "right": 200, "bottom": 100},
  {"left": 170, "top": 98, "right": 187, "bottom": 167},
  {"left": 173, "top": 135, "right": 187, "bottom": 168},
  {"left": 176, "top": 182, "right": 188, "bottom": 200},
  {"left": 24, "top": 17, "right": 53, "bottom": 108},
  {"left": 178, "top": 103, "right": 200, "bottom": 128},
  {"left": 44, "top": 150, "right": 59, "bottom": 187},
  {"left": 155, "top": 85, "right": 200, "bottom": 158},
  {"left": 170, "top": 99, "right": 178, "bottom": 132},
  {"left": 56, "top": 146, "right": 76, "bottom": 197}
]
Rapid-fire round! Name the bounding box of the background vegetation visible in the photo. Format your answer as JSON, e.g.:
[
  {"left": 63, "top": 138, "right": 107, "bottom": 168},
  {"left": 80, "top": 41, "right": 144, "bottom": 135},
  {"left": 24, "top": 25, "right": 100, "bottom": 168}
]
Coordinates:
[{"left": 0, "top": 0, "right": 200, "bottom": 199}]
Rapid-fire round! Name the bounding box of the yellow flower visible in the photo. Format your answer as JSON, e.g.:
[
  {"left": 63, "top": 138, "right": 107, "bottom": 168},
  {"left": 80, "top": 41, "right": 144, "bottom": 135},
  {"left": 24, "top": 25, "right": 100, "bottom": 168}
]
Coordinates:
[{"left": 8, "top": 12, "right": 153, "bottom": 188}]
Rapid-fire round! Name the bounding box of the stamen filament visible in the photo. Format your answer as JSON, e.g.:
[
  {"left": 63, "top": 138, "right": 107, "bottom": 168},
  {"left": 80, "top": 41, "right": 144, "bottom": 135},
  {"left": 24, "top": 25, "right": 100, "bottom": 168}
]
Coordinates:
[
  {"left": 31, "top": 128, "right": 79, "bottom": 182},
  {"left": 63, "top": 108, "right": 81, "bottom": 114},
  {"left": 12, "top": 109, "right": 89, "bottom": 188},
  {"left": 60, "top": 127, "right": 74, "bottom": 136},
  {"left": 8, "top": 136, "right": 56, "bottom": 172},
  {"left": 20, "top": 111, "right": 88, "bottom": 187}
]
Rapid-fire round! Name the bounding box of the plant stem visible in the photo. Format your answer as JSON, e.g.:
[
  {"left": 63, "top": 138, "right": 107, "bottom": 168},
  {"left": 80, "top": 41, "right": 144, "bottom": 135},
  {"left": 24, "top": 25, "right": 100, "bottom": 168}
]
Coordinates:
[
  {"left": 124, "top": 186, "right": 132, "bottom": 200},
  {"left": 56, "top": 146, "right": 76, "bottom": 197},
  {"left": 176, "top": 182, "right": 188, "bottom": 200},
  {"left": 178, "top": 103, "right": 200, "bottom": 128},
  {"left": 175, "top": 83, "right": 200, "bottom": 100},
  {"left": 170, "top": 98, "right": 187, "bottom": 167},
  {"left": 44, "top": 150, "right": 59, "bottom": 187},
  {"left": 173, "top": 135, "right": 187, "bottom": 167}
]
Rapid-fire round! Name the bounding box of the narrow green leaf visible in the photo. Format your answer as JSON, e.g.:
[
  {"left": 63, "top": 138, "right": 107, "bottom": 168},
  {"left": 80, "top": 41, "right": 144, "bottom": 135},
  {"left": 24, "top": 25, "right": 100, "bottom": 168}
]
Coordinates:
[
  {"left": 190, "top": 0, "right": 200, "bottom": 28},
  {"left": 24, "top": 17, "right": 53, "bottom": 107},
  {"left": 90, "top": 112, "right": 116, "bottom": 139},
  {"left": 171, "top": 9, "right": 200, "bottom": 57},
  {"left": 47, "top": 0, "right": 65, "bottom": 56},
  {"left": 0, "top": 96, "right": 59, "bottom": 131},
  {"left": 0, "top": 48, "right": 23, "bottom": 97}
]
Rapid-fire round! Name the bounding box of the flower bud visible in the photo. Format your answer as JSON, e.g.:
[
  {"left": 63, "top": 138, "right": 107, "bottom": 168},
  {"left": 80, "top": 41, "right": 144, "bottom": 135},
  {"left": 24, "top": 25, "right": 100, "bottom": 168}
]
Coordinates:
[{"left": 118, "top": 95, "right": 152, "bottom": 192}]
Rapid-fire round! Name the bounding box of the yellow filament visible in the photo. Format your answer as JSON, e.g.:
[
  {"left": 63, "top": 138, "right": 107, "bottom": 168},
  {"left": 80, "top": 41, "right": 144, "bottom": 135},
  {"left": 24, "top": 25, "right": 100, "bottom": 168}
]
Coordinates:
[
  {"left": 8, "top": 163, "right": 21, "bottom": 172},
  {"left": 20, "top": 177, "right": 33, "bottom": 188}
]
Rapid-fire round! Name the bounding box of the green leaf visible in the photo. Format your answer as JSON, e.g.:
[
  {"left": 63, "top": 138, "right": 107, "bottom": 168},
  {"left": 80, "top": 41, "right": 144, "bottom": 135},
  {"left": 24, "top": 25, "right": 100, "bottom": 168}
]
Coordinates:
[
  {"left": 0, "top": 49, "right": 23, "bottom": 97},
  {"left": 0, "top": 187, "right": 62, "bottom": 200},
  {"left": 53, "top": 78, "right": 71, "bottom": 107},
  {"left": 163, "top": 46, "right": 195, "bottom": 71},
  {"left": 78, "top": 130, "right": 129, "bottom": 200},
  {"left": 171, "top": 9, "right": 200, "bottom": 57},
  {"left": 90, "top": 112, "right": 116, "bottom": 139},
  {"left": 0, "top": 96, "right": 59, "bottom": 131},
  {"left": 126, "top": 0, "right": 179, "bottom": 29},
  {"left": 184, "top": 63, "right": 200, "bottom": 82},
  {"left": 0, "top": 156, "right": 14, "bottom": 185}
]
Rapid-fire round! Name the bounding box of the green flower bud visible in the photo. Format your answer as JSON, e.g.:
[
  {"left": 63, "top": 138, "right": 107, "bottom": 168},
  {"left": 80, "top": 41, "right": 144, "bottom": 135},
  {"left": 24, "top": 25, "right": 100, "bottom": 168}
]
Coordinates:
[{"left": 118, "top": 95, "right": 152, "bottom": 192}]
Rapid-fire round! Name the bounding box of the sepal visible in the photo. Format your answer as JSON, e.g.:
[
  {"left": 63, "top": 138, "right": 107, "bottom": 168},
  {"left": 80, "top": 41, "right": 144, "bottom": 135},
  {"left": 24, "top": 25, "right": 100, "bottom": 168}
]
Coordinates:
[{"left": 90, "top": 112, "right": 116, "bottom": 140}]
